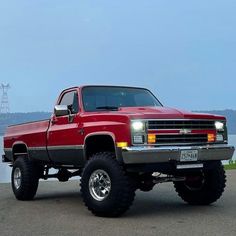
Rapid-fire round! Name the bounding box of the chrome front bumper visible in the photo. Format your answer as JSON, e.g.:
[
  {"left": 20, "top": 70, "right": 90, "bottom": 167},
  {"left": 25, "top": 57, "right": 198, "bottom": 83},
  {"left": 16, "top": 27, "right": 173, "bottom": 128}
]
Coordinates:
[{"left": 121, "top": 144, "right": 235, "bottom": 164}]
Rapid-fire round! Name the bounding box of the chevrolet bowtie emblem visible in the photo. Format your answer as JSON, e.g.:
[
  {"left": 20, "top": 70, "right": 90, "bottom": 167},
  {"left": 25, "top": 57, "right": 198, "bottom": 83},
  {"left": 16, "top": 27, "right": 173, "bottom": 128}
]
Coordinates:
[{"left": 179, "top": 129, "right": 192, "bottom": 134}]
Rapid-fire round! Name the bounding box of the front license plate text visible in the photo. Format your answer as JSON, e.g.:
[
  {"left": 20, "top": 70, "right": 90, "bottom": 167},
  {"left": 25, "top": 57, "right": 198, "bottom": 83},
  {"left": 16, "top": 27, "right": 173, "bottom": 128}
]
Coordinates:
[{"left": 180, "top": 150, "right": 198, "bottom": 162}]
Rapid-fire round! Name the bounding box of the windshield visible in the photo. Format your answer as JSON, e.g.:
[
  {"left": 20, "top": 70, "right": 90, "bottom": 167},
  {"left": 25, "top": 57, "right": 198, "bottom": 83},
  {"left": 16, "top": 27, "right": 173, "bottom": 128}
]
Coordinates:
[{"left": 82, "top": 86, "right": 162, "bottom": 112}]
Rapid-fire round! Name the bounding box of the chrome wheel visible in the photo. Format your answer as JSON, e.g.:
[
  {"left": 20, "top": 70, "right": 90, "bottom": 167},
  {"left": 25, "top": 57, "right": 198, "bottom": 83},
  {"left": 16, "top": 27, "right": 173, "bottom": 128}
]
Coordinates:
[
  {"left": 89, "top": 169, "right": 111, "bottom": 201},
  {"left": 14, "top": 167, "right": 22, "bottom": 190}
]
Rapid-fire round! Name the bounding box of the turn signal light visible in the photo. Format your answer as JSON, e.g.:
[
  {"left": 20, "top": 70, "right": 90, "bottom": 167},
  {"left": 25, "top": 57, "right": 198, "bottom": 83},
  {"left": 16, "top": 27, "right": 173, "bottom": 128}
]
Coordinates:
[
  {"left": 117, "top": 142, "right": 128, "bottom": 148},
  {"left": 208, "top": 134, "right": 215, "bottom": 142},
  {"left": 148, "top": 134, "right": 156, "bottom": 144}
]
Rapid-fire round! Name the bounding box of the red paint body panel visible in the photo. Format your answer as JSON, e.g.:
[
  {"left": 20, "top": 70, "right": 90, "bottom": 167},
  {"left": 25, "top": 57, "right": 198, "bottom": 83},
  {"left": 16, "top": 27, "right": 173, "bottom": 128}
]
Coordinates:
[
  {"left": 3, "top": 86, "right": 226, "bottom": 162},
  {"left": 4, "top": 120, "right": 50, "bottom": 149},
  {"left": 117, "top": 107, "right": 225, "bottom": 120},
  {"left": 81, "top": 113, "right": 131, "bottom": 145},
  {"left": 48, "top": 115, "right": 82, "bottom": 147}
]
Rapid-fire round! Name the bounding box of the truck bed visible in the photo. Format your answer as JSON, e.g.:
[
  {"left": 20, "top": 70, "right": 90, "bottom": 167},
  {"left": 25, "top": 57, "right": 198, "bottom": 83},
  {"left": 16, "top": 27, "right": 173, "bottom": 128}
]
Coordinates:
[{"left": 3, "top": 119, "right": 50, "bottom": 162}]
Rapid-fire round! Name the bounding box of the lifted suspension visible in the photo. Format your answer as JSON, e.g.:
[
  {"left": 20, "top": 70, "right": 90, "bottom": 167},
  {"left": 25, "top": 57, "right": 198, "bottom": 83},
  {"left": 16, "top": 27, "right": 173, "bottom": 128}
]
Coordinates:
[{"left": 42, "top": 167, "right": 82, "bottom": 182}]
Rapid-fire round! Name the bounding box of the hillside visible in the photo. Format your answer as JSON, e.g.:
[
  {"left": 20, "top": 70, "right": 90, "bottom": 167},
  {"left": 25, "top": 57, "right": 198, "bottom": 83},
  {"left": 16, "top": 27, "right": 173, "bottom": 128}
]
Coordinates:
[{"left": 0, "top": 110, "right": 235, "bottom": 135}]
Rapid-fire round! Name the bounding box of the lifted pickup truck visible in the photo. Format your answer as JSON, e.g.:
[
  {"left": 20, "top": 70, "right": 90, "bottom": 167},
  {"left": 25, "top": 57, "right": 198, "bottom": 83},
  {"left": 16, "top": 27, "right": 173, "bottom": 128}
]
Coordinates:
[{"left": 2, "top": 86, "right": 235, "bottom": 217}]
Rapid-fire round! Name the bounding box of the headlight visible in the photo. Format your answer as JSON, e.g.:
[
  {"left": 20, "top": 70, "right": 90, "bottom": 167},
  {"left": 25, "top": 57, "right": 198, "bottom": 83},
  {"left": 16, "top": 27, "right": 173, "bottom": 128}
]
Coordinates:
[
  {"left": 132, "top": 121, "right": 144, "bottom": 132},
  {"left": 215, "top": 121, "right": 224, "bottom": 130}
]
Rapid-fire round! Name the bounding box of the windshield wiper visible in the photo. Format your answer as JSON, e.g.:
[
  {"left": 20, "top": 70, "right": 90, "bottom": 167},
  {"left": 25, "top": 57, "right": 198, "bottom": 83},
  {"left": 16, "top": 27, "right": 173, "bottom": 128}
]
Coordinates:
[{"left": 96, "top": 106, "right": 119, "bottom": 111}]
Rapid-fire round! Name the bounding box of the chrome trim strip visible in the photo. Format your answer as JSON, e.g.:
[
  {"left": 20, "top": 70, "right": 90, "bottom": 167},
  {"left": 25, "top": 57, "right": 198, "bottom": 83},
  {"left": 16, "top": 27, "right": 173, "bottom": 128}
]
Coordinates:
[
  {"left": 123, "top": 144, "right": 234, "bottom": 152},
  {"left": 131, "top": 140, "right": 228, "bottom": 147},
  {"left": 177, "top": 164, "right": 204, "bottom": 170},
  {"left": 27, "top": 145, "right": 84, "bottom": 151},
  {"left": 147, "top": 120, "right": 217, "bottom": 131},
  {"left": 122, "top": 144, "right": 235, "bottom": 164},
  {"left": 28, "top": 147, "right": 47, "bottom": 151},
  {"left": 124, "top": 146, "right": 192, "bottom": 151},
  {"left": 14, "top": 152, "right": 28, "bottom": 155},
  {"left": 5, "top": 145, "right": 84, "bottom": 152},
  {"left": 60, "top": 165, "right": 76, "bottom": 168},
  {"left": 148, "top": 129, "right": 215, "bottom": 131},
  {"left": 132, "top": 119, "right": 225, "bottom": 122},
  {"left": 4, "top": 145, "right": 85, "bottom": 151},
  {"left": 47, "top": 145, "right": 84, "bottom": 150},
  {"left": 4, "top": 148, "right": 12, "bottom": 152}
]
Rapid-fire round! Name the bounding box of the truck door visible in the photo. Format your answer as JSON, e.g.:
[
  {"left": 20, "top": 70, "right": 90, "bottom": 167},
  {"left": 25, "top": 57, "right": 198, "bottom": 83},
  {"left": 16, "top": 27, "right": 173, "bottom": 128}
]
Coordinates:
[{"left": 47, "top": 89, "right": 84, "bottom": 166}]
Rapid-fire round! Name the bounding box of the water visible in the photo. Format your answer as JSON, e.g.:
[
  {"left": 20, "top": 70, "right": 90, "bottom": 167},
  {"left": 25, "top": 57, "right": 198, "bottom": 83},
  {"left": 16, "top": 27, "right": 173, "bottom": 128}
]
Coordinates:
[
  {"left": 1, "top": 136, "right": 236, "bottom": 183},
  {"left": 0, "top": 136, "right": 12, "bottom": 183}
]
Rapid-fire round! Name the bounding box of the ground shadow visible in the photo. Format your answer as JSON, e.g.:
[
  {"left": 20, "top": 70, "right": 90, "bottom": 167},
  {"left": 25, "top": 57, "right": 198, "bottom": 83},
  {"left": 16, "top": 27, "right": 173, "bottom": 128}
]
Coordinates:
[{"left": 33, "top": 186, "right": 216, "bottom": 218}]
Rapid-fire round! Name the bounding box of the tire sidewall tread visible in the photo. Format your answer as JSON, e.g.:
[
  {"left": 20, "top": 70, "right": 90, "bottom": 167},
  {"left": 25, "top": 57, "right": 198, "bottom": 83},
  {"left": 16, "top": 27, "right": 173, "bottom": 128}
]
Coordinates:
[
  {"left": 12, "top": 156, "right": 40, "bottom": 201},
  {"left": 81, "top": 152, "right": 135, "bottom": 217},
  {"left": 174, "top": 161, "right": 226, "bottom": 205}
]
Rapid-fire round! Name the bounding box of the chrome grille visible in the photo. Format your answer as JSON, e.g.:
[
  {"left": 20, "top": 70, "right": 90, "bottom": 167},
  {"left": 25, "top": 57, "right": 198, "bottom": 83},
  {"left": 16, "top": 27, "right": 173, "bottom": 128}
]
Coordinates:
[
  {"left": 148, "top": 120, "right": 215, "bottom": 130},
  {"left": 156, "top": 134, "right": 208, "bottom": 144}
]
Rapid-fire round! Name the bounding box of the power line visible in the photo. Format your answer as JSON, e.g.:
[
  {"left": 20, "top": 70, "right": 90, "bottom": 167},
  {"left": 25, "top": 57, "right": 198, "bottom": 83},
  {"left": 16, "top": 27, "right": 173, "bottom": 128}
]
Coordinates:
[{"left": 0, "top": 83, "right": 10, "bottom": 114}]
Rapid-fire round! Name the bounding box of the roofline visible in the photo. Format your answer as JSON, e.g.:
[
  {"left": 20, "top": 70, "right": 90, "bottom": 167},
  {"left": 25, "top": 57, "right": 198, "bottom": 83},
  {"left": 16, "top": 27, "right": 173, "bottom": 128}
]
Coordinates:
[
  {"left": 60, "top": 85, "right": 152, "bottom": 94},
  {"left": 80, "top": 85, "right": 149, "bottom": 90},
  {"left": 60, "top": 86, "right": 79, "bottom": 94}
]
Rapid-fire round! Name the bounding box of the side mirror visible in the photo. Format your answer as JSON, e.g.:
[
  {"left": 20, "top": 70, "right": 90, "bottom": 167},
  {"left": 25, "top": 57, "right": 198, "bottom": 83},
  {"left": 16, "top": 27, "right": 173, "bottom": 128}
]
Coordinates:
[{"left": 54, "top": 105, "right": 70, "bottom": 117}]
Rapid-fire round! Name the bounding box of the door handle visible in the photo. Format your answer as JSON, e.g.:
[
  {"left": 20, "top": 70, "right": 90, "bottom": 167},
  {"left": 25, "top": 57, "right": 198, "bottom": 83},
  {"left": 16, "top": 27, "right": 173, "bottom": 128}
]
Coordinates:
[{"left": 51, "top": 118, "right": 57, "bottom": 125}]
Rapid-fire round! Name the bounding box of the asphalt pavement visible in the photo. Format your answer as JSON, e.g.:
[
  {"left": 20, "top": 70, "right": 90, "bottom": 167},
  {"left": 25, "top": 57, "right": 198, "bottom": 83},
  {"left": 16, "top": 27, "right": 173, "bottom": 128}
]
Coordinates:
[{"left": 0, "top": 171, "right": 236, "bottom": 236}]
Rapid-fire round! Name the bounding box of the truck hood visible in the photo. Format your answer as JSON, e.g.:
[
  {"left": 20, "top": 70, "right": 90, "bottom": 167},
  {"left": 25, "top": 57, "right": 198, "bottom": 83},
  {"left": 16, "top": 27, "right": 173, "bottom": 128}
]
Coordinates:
[{"left": 117, "top": 107, "right": 225, "bottom": 120}]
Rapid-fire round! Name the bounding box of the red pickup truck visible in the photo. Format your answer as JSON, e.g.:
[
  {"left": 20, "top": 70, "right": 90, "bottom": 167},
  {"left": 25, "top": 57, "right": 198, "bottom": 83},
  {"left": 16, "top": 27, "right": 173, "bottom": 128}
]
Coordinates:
[{"left": 2, "top": 86, "right": 235, "bottom": 217}]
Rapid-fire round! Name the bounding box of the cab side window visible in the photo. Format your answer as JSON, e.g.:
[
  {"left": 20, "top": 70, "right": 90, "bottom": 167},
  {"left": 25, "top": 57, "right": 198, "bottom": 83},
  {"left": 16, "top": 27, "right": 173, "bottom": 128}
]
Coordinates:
[{"left": 59, "top": 91, "right": 79, "bottom": 114}]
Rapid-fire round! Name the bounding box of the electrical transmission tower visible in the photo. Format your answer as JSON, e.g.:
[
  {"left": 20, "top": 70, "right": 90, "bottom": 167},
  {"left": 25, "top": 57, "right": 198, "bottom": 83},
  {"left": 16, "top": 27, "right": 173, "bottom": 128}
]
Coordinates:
[{"left": 0, "top": 83, "right": 10, "bottom": 114}]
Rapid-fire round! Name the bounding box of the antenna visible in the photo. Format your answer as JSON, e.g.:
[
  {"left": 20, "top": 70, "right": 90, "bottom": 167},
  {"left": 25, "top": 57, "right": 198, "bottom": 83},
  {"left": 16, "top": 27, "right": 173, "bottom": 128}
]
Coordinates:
[{"left": 0, "top": 83, "right": 10, "bottom": 114}]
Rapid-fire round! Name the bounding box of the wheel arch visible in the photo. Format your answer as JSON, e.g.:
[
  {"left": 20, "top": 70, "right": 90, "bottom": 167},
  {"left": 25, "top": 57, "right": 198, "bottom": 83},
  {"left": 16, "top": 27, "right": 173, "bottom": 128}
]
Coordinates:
[
  {"left": 84, "top": 132, "right": 117, "bottom": 160},
  {"left": 12, "top": 142, "right": 29, "bottom": 161}
]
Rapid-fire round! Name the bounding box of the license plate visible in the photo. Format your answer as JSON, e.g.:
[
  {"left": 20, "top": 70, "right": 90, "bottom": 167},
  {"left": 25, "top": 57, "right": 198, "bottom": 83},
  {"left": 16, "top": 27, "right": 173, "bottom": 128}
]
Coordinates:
[{"left": 180, "top": 150, "right": 198, "bottom": 162}]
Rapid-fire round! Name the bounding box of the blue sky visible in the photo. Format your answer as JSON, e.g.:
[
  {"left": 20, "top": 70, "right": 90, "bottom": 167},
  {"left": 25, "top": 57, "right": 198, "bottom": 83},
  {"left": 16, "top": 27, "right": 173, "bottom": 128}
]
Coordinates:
[{"left": 0, "top": 0, "right": 235, "bottom": 112}]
